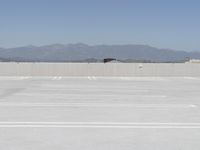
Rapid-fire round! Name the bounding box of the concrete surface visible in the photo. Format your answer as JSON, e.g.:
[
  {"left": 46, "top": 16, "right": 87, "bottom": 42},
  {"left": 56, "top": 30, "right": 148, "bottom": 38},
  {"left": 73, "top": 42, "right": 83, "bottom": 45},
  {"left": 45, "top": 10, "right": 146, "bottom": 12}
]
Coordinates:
[
  {"left": 0, "top": 63, "right": 200, "bottom": 76},
  {"left": 0, "top": 77, "right": 200, "bottom": 149}
]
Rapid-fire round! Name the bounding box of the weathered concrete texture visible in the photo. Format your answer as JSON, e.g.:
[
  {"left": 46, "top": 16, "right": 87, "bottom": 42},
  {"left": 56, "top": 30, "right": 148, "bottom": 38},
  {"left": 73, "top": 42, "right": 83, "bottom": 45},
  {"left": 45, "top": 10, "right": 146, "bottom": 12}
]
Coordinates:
[
  {"left": 0, "top": 77, "right": 200, "bottom": 150},
  {"left": 0, "top": 63, "right": 200, "bottom": 76}
]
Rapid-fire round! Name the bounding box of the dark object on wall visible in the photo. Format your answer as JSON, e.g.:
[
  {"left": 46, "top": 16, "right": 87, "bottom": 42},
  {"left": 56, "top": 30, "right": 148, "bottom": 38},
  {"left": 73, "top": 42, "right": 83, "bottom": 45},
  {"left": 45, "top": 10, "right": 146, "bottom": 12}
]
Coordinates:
[{"left": 103, "top": 58, "right": 116, "bottom": 63}]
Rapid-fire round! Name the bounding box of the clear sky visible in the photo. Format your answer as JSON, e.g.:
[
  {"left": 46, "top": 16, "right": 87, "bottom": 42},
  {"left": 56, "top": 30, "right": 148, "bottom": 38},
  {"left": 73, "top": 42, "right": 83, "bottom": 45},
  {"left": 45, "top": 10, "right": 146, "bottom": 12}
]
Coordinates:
[{"left": 0, "top": 0, "right": 200, "bottom": 51}]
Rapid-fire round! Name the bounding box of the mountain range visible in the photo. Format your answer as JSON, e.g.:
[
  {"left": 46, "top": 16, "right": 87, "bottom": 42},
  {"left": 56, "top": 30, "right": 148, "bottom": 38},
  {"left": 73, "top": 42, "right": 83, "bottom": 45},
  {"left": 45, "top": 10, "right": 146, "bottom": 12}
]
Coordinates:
[{"left": 0, "top": 43, "right": 200, "bottom": 63}]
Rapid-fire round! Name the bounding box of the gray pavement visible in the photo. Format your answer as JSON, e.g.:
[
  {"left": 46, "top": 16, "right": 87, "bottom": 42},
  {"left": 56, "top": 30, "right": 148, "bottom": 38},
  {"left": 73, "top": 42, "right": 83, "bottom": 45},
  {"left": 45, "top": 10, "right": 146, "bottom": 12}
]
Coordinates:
[{"left": 0, "top": 77, "right": 200, "bottom": 149}]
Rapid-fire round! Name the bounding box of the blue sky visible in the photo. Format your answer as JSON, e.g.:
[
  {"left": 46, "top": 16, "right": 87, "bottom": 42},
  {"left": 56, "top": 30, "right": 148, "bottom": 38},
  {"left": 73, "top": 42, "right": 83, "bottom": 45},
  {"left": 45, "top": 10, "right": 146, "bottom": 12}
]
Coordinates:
[{"left": 0, "top": 0, "right": 200, "bottom": 51}]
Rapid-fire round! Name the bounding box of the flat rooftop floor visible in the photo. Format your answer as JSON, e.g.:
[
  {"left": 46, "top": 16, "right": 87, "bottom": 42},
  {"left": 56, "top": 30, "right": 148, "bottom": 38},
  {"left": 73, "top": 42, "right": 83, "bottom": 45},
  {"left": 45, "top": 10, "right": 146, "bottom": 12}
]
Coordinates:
[{"left": 0, "top": 76, "right": 200, "bottom": 150}]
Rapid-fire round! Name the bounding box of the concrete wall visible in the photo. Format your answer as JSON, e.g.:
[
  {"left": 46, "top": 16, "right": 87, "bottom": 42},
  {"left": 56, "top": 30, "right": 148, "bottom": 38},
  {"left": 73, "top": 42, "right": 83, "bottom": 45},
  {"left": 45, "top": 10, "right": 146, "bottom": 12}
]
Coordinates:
[{"left": 0, "top": 63, "right": 200, "bottom": 77}]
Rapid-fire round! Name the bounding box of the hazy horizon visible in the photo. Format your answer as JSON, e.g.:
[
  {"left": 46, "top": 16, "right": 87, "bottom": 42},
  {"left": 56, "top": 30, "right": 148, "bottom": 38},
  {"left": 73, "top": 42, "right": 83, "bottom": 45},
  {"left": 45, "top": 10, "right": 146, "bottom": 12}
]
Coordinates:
[{"left": 0, "top": 43, "right": 196, "bottom": 52}]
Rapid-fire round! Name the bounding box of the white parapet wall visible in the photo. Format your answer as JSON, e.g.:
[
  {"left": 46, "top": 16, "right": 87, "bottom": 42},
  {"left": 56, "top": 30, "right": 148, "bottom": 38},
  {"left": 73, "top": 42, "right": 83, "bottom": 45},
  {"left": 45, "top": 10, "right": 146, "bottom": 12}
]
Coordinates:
[{"left": 0, "top": 63, "right": 200, "bottom": 77}]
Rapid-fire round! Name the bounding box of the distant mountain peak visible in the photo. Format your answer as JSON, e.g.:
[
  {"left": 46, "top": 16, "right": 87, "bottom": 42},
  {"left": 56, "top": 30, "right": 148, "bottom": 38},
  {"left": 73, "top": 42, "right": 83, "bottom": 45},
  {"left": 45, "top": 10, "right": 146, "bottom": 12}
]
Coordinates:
[
  {"left": 0, "top": 43, "right": 199, "bottom": 62},
  {"left": 67, "top": 43, "right": 89, "bottom": 47},
  {"left": 46, "top": 43, "right": 65, "bottom": 47}
]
